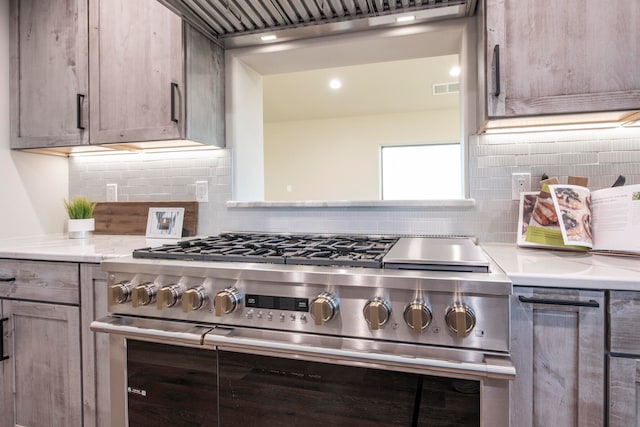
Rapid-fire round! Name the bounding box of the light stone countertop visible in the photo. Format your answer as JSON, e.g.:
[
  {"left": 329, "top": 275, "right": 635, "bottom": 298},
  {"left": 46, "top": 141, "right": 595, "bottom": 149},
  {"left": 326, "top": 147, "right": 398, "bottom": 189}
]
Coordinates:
[
  {"left": 0, "top": 234, "right": 172, "bottom": 263},
  {"left": 482, "top": 243, "right": 640, "bottom": 291},
  {"left": 0, "top": 236, "right": 638, "bottom": 291}
]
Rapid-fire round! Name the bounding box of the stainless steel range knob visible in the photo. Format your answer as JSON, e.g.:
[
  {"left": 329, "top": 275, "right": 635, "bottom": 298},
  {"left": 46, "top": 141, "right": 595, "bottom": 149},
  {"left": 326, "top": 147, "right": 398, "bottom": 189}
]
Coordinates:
[
  {"left": 108, "top": 281, "right": 134, "bottom": 305},
  {"left": 310, "top": 292, "right": 339, "bottom": 326},
  {"left": 445, "top": 304, "right": 476, "bottom": 338},
  {"left": 403, "top": 301, "right": 432, "bottom": 334},
  {"left": 131, "top": 282, "right": 158, "bottom": 308},
  {"left": 182, "top": 286, "right": 208, "bottom": 313},
  {"left": 214, "top": 287, "right": 242, "bottom": 316},
  {"left": 156, "top": 285, "right": 183, "bottom": 309},
  {"left": 363, "top": 297, "right": 392, "bottom": 330}
]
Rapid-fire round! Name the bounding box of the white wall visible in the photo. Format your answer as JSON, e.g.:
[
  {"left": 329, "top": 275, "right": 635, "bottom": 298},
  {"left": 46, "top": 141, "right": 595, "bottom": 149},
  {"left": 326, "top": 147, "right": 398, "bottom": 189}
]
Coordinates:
[
  {"left": 264, "top": 109, "right": 459, "bottom": 200},
  {"left": 0, "top": 2, "right": 68, "bottom": 238},
  {"left": 227, "top": 54, "right": 264, "bottom": 201}
]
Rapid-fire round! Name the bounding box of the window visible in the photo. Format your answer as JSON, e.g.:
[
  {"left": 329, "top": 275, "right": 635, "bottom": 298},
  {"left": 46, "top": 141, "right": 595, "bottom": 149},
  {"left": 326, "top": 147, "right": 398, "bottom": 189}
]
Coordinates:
[{"left": 381, "top": 144, "right": 462, "bottom": 200}]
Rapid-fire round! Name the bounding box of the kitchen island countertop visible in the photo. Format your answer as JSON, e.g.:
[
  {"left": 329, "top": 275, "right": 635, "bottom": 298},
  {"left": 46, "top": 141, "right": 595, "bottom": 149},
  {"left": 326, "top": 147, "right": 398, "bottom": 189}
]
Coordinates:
[{"left": 482, "top": 243, "right": 640, "bottom": 291}]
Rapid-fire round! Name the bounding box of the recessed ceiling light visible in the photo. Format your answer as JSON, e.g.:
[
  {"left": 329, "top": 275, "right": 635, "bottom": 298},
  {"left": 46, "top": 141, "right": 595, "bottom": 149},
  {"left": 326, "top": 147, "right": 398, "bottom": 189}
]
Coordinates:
[
  {"left": 449, "top": 66, "right": 461, "bottom": 77},
  {"left": 260, "top": 35, "right": 277, "bottom": 41},
  {"left": 329, "top": 79, "right": 342, "bottom": 90},
  {"left": 396, "top": 15, "right": 416, "bottom": 23}
]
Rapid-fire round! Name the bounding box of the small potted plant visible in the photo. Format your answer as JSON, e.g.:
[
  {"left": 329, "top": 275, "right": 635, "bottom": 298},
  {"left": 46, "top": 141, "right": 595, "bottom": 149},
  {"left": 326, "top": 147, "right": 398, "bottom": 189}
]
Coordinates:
[{"left": 64, "top": 196, "right": 96, "bottom": 238}]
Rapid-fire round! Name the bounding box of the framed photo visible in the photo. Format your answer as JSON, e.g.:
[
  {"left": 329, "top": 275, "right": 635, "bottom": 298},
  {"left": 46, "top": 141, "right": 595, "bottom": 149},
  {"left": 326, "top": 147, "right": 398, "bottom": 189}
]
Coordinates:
[{"left": 146, "top": 207, "right": 185, "bottom": 239}]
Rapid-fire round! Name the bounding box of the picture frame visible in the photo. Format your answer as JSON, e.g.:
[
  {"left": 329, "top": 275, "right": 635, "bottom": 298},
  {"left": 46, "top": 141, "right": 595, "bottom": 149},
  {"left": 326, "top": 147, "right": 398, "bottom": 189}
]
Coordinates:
[{"left": 145, "top": 207, "right": 185, "bottom": 239}]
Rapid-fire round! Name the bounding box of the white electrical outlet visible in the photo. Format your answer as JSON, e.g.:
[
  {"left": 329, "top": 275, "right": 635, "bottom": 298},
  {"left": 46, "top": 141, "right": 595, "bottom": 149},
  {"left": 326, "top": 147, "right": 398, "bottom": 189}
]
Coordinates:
[
  {"left": 511, "top": 173, "right": 531, "bottom": 200},
  {"left": 106, "top": 184, "right": 118, "bottom": 202},
  {"left": 196, "top": 181, "right": 209, "bottom": 203}
]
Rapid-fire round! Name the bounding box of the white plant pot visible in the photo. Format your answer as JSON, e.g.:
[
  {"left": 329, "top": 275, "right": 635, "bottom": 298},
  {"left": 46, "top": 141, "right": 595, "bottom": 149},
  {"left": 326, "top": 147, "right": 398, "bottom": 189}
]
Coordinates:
[{"left": 68, "top": 218, "right": 95, "bottom": 239}]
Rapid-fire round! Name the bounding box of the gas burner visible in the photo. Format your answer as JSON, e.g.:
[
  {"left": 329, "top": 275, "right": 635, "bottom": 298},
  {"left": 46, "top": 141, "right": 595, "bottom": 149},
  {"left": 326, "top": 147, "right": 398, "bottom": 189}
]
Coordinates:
[{"left": 133, "top": 233, "right": 399, "bottom": 268}]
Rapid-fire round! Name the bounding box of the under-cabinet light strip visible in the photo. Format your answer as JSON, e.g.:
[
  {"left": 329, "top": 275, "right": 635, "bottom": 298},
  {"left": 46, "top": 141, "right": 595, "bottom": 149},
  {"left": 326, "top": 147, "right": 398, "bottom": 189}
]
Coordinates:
[{"left": 68, "top": 145, "right": 220, "bottom": 157}]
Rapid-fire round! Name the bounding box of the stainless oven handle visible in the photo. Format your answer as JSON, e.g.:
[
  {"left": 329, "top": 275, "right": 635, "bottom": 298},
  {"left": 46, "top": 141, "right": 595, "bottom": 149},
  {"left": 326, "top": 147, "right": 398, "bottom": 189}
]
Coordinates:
[
  {"left": 91, "top": 316, "right": 515, "bottom": 380},
  {"left": 90, "top": 317, "right": 212, "bottom": 347},
  {"left": 203, "top": 330, "right": 516, "bottom": 380}
]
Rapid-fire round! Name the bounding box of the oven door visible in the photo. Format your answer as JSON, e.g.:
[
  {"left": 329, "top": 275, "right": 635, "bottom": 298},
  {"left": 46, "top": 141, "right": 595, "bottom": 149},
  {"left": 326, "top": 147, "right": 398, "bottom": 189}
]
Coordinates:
[
  {"left": 126, "top": 340, "right": 217, "bottom": 427},
  {"left": 92, "top": 316, "right": 515, "bottom": 427},
  {"left": 97, "top": 319, "right": 218, "bottom": 426},
  {"left": 218, "top": 349, "right": 480, "bottom": 426}
]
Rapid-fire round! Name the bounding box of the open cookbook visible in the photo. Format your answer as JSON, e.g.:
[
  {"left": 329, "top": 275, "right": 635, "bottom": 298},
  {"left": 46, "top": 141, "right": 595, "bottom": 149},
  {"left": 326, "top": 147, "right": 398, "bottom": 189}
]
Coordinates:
[{"left": 517, "top": 183, "right": 640, "bottom": 255}]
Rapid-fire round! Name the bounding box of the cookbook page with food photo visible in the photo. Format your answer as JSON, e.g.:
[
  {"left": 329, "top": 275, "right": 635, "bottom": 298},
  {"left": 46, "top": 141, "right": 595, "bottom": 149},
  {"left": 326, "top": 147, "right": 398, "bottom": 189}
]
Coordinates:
[
  {"left": 517, "top": 191, "right": 586, "bottom": 250},
  {"left": 548, "top": 185, "right": 593, "bottom": 248}
]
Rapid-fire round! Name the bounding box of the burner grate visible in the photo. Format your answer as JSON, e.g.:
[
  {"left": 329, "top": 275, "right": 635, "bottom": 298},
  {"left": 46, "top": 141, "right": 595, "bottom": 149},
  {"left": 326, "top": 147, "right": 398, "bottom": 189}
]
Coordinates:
[{"left": 132, "top": 234, "right": 398, "bottom": 268}]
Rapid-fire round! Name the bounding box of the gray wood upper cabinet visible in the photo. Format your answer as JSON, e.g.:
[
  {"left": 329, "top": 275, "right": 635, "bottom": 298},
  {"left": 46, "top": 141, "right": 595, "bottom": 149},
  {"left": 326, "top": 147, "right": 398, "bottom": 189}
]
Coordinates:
[
  {"left": 9, "top": 0, "right": 89, "bottom": 148},
  {"left": 485, "top": 0, "right": 640, "bottom": 118},
  {"left": 510, "top": 287, "right": 605, "bottom": 427},
  {"left": 89, "top": 0, "right": 223, "bottom": 147},
  {"left": 10, "top": 0, "right": 225, "bottom": 150},
  {"left": 88, "top": 0, "right": 183, "bottom": 144},
  {"left": 88, "top": 0, "right": 224, "bottom": 147},
  {"left": 0, "top": 260, "right": 82, "bottom": 427}
]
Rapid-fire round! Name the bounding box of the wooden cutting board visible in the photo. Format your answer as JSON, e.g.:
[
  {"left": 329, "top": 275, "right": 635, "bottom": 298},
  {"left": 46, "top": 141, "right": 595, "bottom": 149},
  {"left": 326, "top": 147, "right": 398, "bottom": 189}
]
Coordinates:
[{"left": 93, "top": 201, "right": 198, "bottom": 236}]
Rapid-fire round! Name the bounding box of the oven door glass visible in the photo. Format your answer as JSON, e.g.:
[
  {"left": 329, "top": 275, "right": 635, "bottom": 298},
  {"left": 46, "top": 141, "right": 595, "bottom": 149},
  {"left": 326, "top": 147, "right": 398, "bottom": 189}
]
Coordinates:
[
  {"left": 218, "top": 350, "right": 479, "bottom": 427},
  {"left": 127, "top": 340, "right": 218, "bottom": 427}
]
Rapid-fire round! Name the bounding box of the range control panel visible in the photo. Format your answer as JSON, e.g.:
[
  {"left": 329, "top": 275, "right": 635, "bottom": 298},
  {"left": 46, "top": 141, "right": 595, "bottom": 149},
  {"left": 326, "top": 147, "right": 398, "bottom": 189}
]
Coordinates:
[{"left": 105, "top": 272, "right": 510, "bottom": 353}]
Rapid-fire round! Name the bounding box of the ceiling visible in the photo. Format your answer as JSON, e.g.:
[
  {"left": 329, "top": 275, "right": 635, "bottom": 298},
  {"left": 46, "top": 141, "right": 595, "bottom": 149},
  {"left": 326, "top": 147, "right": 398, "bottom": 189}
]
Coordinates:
[
  {"left": 263, "top": 54, "right": 460, "bottom": 121},
  {"left": 158, "top": 0, "right": 477, "bottom": 46}
]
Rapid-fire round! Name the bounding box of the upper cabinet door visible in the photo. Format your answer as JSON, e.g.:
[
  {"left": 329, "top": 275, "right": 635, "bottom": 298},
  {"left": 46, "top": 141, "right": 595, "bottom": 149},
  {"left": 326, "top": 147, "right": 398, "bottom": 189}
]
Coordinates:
[
  {"left": 485, "top": 0, "right": 640, "bottom": 118},
  {"left": 9, "top": 0, "right": 89, "bottom": 148},
  {"left": 89, "top": 0, "right": 184, "bottom": 144}
]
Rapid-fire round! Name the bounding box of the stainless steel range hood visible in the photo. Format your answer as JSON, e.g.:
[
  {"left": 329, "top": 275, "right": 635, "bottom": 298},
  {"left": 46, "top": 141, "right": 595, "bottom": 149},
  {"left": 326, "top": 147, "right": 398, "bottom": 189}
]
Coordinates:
[{"left": 158, "top": 0, "right": 477, "bottom": 47}]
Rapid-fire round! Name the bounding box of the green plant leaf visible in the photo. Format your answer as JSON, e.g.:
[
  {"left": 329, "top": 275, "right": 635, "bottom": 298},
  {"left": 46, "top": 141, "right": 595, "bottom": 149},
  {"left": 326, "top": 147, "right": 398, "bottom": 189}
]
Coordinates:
[{"left": 64, "top": 196, "right": 96, "bottom": 219}]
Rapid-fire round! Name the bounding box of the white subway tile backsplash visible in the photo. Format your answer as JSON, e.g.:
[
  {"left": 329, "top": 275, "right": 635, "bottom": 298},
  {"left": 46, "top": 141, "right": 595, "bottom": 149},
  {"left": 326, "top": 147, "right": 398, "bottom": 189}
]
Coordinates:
[
  {"left": 559, "top": 152, "right": 598, "bottom": 165},
  {"left": 613, "top": 139, "right": 640, "bottom": 151},
  {"left": 517, "top": 153, "right": 562, "bottom": 166},
  {"left": 477, "top": 155, "right": 517, "bottom": 168},
  {"left": 529, "top": 141, "right": 562, "bottom": 154},
  {"left": 69, "top": 128, "right": 640, "bottom": 243},
  {"left": 599, "top": 151, "right": 640, "bottom": 163}
]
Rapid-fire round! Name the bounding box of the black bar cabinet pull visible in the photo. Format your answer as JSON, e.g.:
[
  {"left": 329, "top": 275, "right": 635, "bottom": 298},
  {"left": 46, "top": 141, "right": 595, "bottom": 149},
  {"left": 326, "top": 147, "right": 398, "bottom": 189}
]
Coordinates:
[
  {"left": 170, "top": 82, "right": 178, "bottom": 122},
  {"left": 76, "top": 93, "right": 85, "bottom": 130},
  {"left": 518, "top": 295, "right": 600, "bottom": 308},
  {"left": 1, "top": 317, "right": 8, "bottom": 362},
  {"left": 0, "top": 276, "right": 15, "bottom": 282},
  {"left": 493, "top": 45, "right": 501, "bottom": 96}
]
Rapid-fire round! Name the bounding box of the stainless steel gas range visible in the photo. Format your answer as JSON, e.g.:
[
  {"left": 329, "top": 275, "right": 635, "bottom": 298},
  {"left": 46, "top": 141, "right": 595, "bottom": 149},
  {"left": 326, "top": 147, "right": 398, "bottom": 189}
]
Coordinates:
[{"left": 91, "top": 234, "right": 515, "bottom": 427}]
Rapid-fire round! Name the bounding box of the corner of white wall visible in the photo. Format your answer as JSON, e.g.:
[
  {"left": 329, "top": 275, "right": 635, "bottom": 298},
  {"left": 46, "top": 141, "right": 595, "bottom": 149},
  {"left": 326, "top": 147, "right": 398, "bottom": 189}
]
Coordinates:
[
  {"left": 226, "top": 53, "right": 265, "bottom": 201},
  {"left": 0, "top": 1, "right": 69, "bottom": 238}
]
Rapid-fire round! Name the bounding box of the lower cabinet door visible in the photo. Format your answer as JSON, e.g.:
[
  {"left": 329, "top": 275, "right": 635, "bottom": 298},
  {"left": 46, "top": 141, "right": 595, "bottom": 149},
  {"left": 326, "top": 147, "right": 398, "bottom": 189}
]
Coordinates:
[
  {"left": 609, "top": 356, "right": 640, "bottom": 427},
  {"left": 510, "top": 287, "right": 605, "bottom": 427},
  {"left": 1, "top": 299, "right": 82, "bottom": 427}
]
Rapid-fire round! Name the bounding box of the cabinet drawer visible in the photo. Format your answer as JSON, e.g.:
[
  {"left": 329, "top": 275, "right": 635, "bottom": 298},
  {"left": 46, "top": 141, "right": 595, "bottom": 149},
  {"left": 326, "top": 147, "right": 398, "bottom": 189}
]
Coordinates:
[
  {"left": 609, "top": 291, "right": 640, "bottom": 354},
  {"left": 0, "top": 259, "right": 79, "bottom": 305},
  {"left": 608, "top": 355, "right": 640, "bottom": 426}
]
